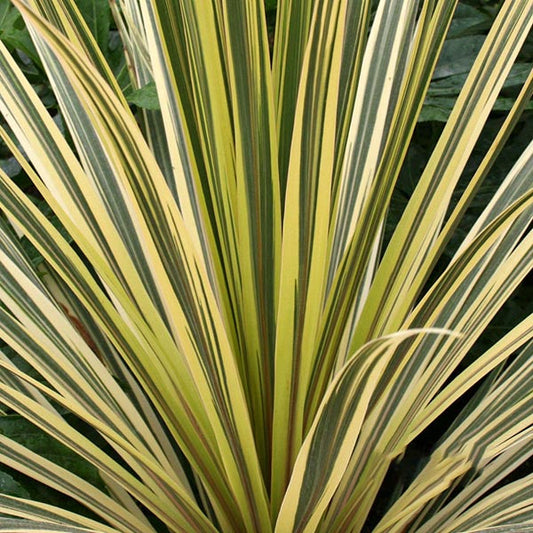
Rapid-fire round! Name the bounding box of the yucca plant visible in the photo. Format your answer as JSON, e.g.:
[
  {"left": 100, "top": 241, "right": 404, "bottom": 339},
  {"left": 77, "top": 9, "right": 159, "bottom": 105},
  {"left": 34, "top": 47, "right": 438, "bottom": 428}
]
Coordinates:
[{"left": 0, "top": 0, "right": 532, "bottom": 530}]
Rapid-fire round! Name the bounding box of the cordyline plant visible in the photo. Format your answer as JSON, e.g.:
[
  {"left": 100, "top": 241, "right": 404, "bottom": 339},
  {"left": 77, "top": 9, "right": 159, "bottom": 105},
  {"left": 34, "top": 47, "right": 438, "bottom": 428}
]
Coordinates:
[{"left": 0, "top": 0, "right": 531, "bottom": 531}]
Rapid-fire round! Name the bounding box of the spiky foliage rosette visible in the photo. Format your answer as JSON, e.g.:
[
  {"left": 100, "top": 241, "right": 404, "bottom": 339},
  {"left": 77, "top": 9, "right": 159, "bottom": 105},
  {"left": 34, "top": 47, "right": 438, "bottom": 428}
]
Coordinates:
[{"left": 0, "top": 0, "right": 532, "bottom": 531}]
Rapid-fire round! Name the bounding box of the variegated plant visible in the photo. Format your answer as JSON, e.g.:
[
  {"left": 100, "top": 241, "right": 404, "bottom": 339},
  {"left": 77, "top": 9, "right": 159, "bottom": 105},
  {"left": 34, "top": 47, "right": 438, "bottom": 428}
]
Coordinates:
[{"left": 0, "top": 0, "right": 531, "bottom": 531}]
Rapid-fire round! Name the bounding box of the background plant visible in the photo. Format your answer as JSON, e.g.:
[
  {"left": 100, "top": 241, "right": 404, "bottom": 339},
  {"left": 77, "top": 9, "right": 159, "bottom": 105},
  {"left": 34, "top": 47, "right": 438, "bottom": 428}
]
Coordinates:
[{"left": 0, "top": 0, "right": 532, "bottom": 532}]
